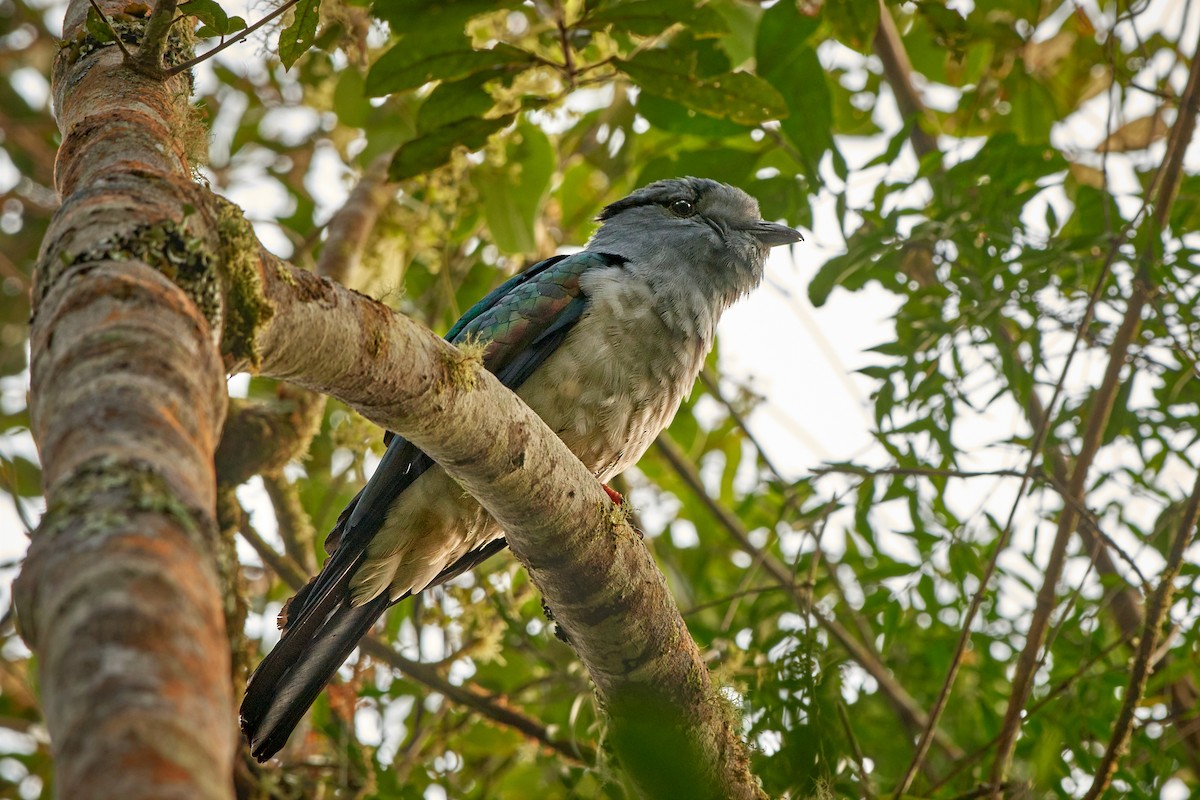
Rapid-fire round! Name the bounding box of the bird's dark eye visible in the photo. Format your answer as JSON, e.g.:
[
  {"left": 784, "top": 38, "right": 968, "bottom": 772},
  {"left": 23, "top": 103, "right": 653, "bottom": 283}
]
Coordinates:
[{"left": 668, "top": 198, "right": 696, "bottom": 216}]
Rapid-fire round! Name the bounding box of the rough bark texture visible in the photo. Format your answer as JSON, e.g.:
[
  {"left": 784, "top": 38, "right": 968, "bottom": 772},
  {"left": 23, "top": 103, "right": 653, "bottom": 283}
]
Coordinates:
[
  {"left": 13, "top": 4, "right": 234, "bottom": 799},
  {"left": 252, "top": 261, "right": 765, "bottom": 799}
]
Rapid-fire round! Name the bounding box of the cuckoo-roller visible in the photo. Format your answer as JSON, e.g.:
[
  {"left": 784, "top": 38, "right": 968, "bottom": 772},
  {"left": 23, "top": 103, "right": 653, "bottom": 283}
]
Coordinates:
[{"left": 240, "top": 177, "right": 802, "bottom": 760}]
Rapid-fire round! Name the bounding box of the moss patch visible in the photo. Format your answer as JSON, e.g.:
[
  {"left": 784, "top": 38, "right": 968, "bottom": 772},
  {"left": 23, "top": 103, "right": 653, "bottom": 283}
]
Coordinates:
[
  {"left": 63, "top": 5, "right": 197, "bottom": 77},
  {"left": 70, "top": 218, "right": 222, "bottom": 326},
  {"left": 214, "top": 198, "right": 274, "bottom": 369},
  {"left": 39, "top": 455, "right": 201, "bottom": 544},
  {"left": 438, "top": 334, "right": 487, "bottom": 392}
]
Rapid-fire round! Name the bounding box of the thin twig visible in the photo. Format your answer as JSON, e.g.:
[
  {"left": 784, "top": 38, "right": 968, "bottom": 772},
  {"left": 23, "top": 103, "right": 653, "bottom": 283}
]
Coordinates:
[
  {"left": 238, "top": 515, "right": 309, "bottom": 589},
  {"left": 926, "top": 631, "right": 1133, "bottom": 793},
  {"left": 165, "top": 0, "right": 303, "bottom": 76},
  {"left": 870, "top": 0, "right": 1200, "bottom": 787},
  {"left": 989, "top": 19, "right": 1200, "bottom": 790},
  {"left": 654, "top": 434, "right": 966, "bottom": 764},
  {"left": 86, "top": 0, "right": 133, "bottom": 60},
  {"left": 699, "top": 369, "right": 789, "bottom": 482},
  {"left": 262, "top": 474, "right": 317, "bottom": 573},
  {"left": 133, "top": 0, "right": 178, "bottom": 74},
  {"left": 813, "top": 464, "right": 1034, "bottom": 481},
  {"left": 682, "top": 585, "right": 785, "bottom": 616},
  {"left": 872, "top": 0, "right": 937, "bottom": 158},
  {"left": 555, "top": 0, "right": 576, "bottom": 90},
  {"left": 1082, "top": 468, "right": 1200, "bottom": 799},
  {"left": 837, "top": 700, "right": 875, "bottom": 800}
]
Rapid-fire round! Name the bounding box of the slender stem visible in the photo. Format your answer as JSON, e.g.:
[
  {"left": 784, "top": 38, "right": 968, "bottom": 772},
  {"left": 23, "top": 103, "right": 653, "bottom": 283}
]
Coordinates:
[
  {"left": 989, "top": 19, "right": 1200, "bottom": 790},
  {"left": 134, "top": 0, "right": 178, "bottom": 74},
  {"left": 1081, "top": 469, "right": 1200, "bottom": 799},
  {"left": 555, "top": 0, "right": 576, "bottom": 90},
  {"left": 86, "top": 0, "right": 133, "bottom": 60},
  {"left": 165, "top": 0, "right": 302, "bottom": 76},
  {"left": 872, "top": 0, "right": 937, "bottom": 158},
  {"left": 837, "top": 701, "right": 875, "bottom": 800},
  {"left": 925, "top": 632, "right": 1133, "bottom": 793},
  {"left": 654, "top": 434, "right": 966, "bottom": 764},
  {"left": 813, "top": 464, "right": 1033, "bottom": 481}
]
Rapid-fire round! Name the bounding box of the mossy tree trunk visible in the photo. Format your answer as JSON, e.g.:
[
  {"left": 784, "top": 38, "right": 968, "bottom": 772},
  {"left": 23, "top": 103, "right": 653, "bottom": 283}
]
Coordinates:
[{"left": 13, "top": 4, "right": 235, "bottom": 800}]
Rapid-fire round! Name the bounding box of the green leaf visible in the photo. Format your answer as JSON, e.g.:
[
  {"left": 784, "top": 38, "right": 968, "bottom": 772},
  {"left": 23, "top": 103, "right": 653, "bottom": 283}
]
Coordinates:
[
  {"left": 179, "top": 0, "right": 229, "bottom": 33},
  {"left": 756, "top": 1, "right": 831, "bottom": 176},
  {"left": 387, "top": 114, "right": 513, "bottom": 181},
  {"left": 417, "top": 73, "right": 496, "bottom": 133},
  {"left": 635, "top": 146, "right": 760, "bottom": 188},
  {"left": 371, "top": 0, "right": 521, "bottom": 36},
  {"left": 637, "top": 93, "right": 748, "bottom": 137},
  {"left": 366, "top": 34, "right": 534, "bottom": 96},
  {"left": 333, "top": 68, "right": 370, "bottom": 128},
  {"left": 708, "top": 0, "right": 763, "bottom": 67},
  {"left": 85, "top": 6, "right": 115, "bottom": 43},
  {"left": 278, "top": 0, "right": 321, "bottom": 69},
  {"left": 581, "top": 0, "right": 729, "bottom": 38},
  {"left": 824, "top": 0, "right": 880, "bottom": 53},
  {"left": 0, "top": 454, "right": 41, "bottom": 498},
  {"left": 617, "top": 49, "right": 787, "bottom": 125},
  {"left": 472, "top": 120, "right": 555, "bottom": 254},
  {"left": 1005, "top": 71, "right": 1058, "bottom": 144}
]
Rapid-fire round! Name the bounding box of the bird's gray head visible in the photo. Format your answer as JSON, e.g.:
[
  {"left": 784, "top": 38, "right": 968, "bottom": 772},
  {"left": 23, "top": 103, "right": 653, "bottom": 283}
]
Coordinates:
[{"left": 586, "top": 177, "right": 802, "bottom": 302}]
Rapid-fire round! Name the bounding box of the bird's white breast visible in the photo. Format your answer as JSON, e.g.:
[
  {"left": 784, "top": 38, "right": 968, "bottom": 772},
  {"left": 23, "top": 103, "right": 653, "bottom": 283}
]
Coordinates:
[{"left": 517, "top": 264, "right": 714, "bottom": 480}]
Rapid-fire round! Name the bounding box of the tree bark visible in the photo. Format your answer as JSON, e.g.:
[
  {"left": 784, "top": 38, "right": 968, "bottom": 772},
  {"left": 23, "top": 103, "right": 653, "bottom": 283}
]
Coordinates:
[{"left": 13, "top": 4, "right": 233, "bottom": 799}]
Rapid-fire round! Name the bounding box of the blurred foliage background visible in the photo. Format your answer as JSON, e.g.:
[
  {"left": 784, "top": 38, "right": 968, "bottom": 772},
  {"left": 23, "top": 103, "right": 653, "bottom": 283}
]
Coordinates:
[{"left": 2, "top": 0, "right": 1200, "bottom": 797}]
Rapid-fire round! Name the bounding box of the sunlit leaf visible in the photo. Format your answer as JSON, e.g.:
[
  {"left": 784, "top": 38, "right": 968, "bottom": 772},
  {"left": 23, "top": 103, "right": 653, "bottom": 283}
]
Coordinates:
[
  {"left": 278, "top": 0, "right": 321, "bottom": 69},
  {"left": 367, "top": 35, "right": 534, "bottom": 96},
  {"left": 617, "top": 49, "right": 786, "bottom": 125},
  {"left": 387, "top": 114, "right": 513, "bottom": 180}
]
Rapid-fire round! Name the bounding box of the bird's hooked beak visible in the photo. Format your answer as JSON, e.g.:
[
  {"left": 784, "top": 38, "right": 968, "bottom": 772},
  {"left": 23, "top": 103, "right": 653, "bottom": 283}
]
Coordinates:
[{"left": 740, "top": 220, "right": 804, "bottom": 247}]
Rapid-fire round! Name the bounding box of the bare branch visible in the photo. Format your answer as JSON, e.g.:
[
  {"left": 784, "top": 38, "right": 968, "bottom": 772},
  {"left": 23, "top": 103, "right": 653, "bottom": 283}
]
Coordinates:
[
  {"left": 1082, "top": 469, "right": 1200, "bottom": 799},
  {"left": 653, "top": 434, "right": 966, "bottom": 764},
  {"left": 165, "top": 0, "right": 303, "bottom": 77},
  {"left": 133, "top": 0, "right": 177, "bottom": 75}
]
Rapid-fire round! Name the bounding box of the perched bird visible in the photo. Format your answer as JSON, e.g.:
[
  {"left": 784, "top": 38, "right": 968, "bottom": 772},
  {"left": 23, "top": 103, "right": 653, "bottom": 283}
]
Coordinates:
[{"left": 240, "top": 177, "right": 802, "bottom": 761}]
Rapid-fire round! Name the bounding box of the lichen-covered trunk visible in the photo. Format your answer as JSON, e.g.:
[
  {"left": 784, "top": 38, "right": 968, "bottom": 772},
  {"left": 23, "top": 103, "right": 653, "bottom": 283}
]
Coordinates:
[{"left": 13, "top": 3, "right": 235, "bottom": 798}]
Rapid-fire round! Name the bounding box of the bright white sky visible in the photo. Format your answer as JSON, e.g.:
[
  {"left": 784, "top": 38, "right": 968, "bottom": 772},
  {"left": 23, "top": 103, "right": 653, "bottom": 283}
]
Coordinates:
[{"left": 1, "top": 2, "right": 1199, "bottom": 794}]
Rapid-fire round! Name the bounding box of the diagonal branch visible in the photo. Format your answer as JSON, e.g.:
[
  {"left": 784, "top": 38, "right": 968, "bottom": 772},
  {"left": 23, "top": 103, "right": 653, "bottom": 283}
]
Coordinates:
[
  {"left": 1081, "top": 469, "right": 1200, "bottom": 799},
  {"left": 249, "top": 244, "right": 767, "bottom": 798},
  {"left": 989, "top": 23, "right": 1200, "bottom": 788}
]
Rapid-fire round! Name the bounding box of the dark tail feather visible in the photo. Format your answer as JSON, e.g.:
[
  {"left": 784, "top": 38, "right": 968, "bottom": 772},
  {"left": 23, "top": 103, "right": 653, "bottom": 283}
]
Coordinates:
[
  {"left": 239, "top": 536, "right": 510, "bottom": 761},
  {"left": 240, "top": 590, "right": 395, "bottom": 762}
]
